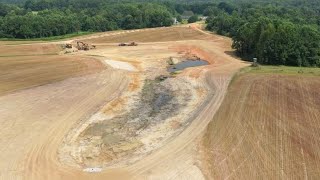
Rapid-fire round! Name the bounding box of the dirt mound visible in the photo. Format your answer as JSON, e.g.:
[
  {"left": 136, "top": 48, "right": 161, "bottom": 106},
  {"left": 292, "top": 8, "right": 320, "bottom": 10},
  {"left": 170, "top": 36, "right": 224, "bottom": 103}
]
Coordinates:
[{"left": 171, "top": 45, "right": 215, "bottom": 64}]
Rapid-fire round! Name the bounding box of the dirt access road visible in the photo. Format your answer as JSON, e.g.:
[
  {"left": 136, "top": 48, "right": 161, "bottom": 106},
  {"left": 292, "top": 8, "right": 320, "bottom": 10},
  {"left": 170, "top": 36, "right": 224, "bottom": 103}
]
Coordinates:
[{"left": 0, "top": 25, "right": 247, "bottom": 179}]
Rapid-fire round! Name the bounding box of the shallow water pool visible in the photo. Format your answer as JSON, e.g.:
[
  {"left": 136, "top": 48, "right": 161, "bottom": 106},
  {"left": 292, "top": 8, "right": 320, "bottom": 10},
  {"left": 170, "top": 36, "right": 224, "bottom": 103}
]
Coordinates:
[{"left": 167, "top": 60, "right": 209, "bottom": 72}]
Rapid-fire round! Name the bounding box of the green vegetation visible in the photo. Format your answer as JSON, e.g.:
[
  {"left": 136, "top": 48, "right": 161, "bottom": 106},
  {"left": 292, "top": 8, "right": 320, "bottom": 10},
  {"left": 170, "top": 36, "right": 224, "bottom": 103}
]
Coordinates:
[
  {"left": 205, "top": 1, "right": 320, "bottom": 67},
  {"left": 188, "top": 15, "right": 199, "bottom": 23},
  {"left": 0, "top": 1, "right": 175, "bottom": 39},
  {"left": 246, "top": 66, "right": 320, "bottom": 76},
  {"left": 0, "top": 0, "right": 217, "bottom": 39},
  {"left": 0, "top": 0, "right": 320, "bottom": 68},
  {"left": 0, "top": 31, "right": 92, "bottom": 41},
  {"left": 176, "top": 15, "right": 182, "bottom": 23}
]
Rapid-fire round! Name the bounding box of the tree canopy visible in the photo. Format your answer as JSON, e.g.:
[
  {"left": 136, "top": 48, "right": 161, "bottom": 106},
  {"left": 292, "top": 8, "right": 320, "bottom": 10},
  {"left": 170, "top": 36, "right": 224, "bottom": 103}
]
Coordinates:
[
  {"left": 0, "top": 1, "right": 175, "bottom": 38},
  {"left": 205, "top": 1, "right": 320, "bottom": 67},
  {"left": 0, "top": 0, "right": 319, "bottom": 67}
]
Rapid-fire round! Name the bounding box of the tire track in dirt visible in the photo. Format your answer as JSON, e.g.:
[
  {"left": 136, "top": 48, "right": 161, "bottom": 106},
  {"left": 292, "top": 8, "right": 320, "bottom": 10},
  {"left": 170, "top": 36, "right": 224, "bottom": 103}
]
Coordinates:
[
  {"left": 0, "top": 26, "right": 248, "bottom": 180},
  {"left": 202, "top": 74, "right": 320, "bottom": 179}
]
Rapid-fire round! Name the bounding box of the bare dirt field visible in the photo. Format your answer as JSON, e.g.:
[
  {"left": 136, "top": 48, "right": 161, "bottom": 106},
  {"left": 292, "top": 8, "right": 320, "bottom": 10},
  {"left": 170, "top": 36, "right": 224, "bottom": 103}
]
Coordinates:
[
  {"left": 84, "top": 26, "right": 209, "bottom": 43},
  {"left": 201, "top": 72, "right": 320, "bottom": 179},
  {"left": 0, "top": 55, "right": 105, "bottom": 95},
  {"left": 0, "top": 25, "right": 248, "bottom": 180},
  {"left": 0, "top": 44, "right": 61, "bottom": 56}
]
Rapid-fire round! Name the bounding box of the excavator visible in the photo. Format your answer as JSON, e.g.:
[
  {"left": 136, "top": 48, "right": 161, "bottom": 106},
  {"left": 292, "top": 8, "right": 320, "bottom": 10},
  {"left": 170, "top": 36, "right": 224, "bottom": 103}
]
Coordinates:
[
  {"left": 76, "top": 41, "right": 89, "bottom": 51},
  {"left": 76, "top": 41, "right": 96, "bottom": 51}
]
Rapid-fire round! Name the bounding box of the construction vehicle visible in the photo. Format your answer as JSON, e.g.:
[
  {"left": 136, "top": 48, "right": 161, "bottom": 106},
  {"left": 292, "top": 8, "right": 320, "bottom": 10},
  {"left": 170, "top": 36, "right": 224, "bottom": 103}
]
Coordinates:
[
  {"left": 76, "top": 41, "right": 90, "bottom": 51},
  {"left": 119, "top": 43, "right": 127, "bottom": 46},
  {"left": 128, "top": 42, "right": 138, "bottom": 46},
  {"left": 65, "top": 43, "right": 72, "bottom": 48},
  {"left": 118, "top": 42, "right": 138, "bottom": 46}
]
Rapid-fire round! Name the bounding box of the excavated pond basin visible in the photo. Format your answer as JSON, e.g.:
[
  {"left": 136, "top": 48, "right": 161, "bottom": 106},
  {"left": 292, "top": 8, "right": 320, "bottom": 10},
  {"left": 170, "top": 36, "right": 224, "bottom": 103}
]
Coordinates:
[
  {"left": 71, "top": 77, "right": 191, "bottom": 166},
  {"left": 168, "top": 60, "right": 209, "bottom": 72}
]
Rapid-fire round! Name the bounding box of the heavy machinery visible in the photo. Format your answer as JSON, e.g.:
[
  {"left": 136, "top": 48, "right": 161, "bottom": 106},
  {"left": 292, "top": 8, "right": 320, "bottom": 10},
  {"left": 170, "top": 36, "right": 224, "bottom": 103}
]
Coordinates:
[
  {"left": 119, "top": 43, "right": 127, "bottom": 46},
  {"left": 118, "top": 42, "right": 138, "bottom": 46},
  {"left": 77, "top": 41, "right": 90, "bottom": 51},
  {"left": 65, "top": 43, "right": 72, "bottom": 48},
  {"left": 128, "top": 42, "right": 138, "bottom": 46}
]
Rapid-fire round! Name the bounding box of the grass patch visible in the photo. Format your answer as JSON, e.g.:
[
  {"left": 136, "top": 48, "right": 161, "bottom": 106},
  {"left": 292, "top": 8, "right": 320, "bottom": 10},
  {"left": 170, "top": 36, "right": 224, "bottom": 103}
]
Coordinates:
[
  {"left": 245, "top": 65, "right": 320, "bottom": 76},
  {"left": 0, "top": 31, "right": 94, "bottom": 43},
  {"left": 182, "top": 19, "right": 188, "bottom": 24}
]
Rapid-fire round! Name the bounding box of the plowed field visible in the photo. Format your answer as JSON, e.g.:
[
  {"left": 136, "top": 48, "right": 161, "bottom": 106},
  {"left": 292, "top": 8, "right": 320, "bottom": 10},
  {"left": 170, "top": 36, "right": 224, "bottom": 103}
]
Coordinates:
[
  {"left": 202, "top": 72, "right": 320, "bottom": 179},
  {"left": 0, "top": 55, "right": 105, "bottom": 95}
]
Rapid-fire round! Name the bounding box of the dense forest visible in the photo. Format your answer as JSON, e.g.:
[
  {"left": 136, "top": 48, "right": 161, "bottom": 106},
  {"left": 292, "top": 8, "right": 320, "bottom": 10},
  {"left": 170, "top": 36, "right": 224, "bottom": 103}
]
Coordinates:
[
  {"left": 0, "top": 0, "right": 319, "bottom": 67},
  {"left": 0, "top": 2, "right": 175, "bottom": 38},
  {"left": 205, "top": 2, "right": 320, "bottom": 66}
]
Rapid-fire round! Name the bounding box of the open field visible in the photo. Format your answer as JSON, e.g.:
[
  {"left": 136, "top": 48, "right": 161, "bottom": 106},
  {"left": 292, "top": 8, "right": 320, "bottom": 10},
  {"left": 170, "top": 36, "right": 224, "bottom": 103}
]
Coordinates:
[
  {"left": 201, "top": 68, "right": 320, "bottom": 179},
  {"left": 0, "top": 25, "right": 248, "bottom": 180},
  {"left": 0, "top": 44, "right": 61, "bottom": 56},
  {"left": 0, "top": 55, "right": 105, "bottom": 95},
  {"left": 84, "top": 26, "right": 209, "bottom": 43}
]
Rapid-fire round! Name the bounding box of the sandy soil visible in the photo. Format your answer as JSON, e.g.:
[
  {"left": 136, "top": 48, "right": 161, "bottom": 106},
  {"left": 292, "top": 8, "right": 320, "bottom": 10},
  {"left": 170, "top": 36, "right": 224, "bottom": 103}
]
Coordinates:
[
  {"left": 0, "top": 44, "right": 61, "bottom": 56},
  {"left": 0, "top": 25, "right": 248, "bottom": 180},
  {"left": 201, "top": 73, "right": 320, "bottom": 179},
  {"left": 83, "top": 27, "right": 208, "bottom": 44},
  {"left": 0, "top": 55, "right": 105, "bottom": 95},
  {"left": 103, "top": 59, "right": 137, "bottom": 71}
]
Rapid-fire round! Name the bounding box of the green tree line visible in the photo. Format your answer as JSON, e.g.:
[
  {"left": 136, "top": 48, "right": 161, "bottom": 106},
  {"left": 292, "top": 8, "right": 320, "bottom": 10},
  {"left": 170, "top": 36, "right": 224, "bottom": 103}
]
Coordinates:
[
  {"left": 205, "top": 2, "right": 320, "bottom": 67},
  {"left": 0, "top": 1, "right": 174, "bottom": 38},
  {"left": 1, "top": 0, "right": 320, "bottom": 67}
]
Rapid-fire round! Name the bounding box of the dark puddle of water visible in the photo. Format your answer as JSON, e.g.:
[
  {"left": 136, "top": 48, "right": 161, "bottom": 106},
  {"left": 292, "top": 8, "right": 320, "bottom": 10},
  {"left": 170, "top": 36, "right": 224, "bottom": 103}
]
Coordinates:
[{"left": 167, "top": 60, "right": 209, "bottom": 73}]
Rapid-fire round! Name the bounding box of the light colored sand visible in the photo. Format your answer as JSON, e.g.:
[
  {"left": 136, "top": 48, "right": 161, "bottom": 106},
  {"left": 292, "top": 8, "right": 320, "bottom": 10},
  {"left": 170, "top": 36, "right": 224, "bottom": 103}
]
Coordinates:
[
  {"left": 103, "top": 59, "right": 137, "bottom": 72},
  {"left": 0, "top": 25, "right": 248, "bottom": 180}
]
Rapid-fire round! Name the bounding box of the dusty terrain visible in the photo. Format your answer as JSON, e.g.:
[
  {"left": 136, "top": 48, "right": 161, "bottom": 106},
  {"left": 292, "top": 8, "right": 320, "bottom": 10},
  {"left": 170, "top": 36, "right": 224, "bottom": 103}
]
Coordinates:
[
  {"left": 0, "top": 44, "right": 61, "bottom": 56},
  {"left": 83, "top": 26, "right": 209, "bottom": 43},
  {"left": 0, "top": 25, "right": 247, "bottom": 180},
  {"left": 202, "top": 72, "right": 320, "bottom": 179},
  {"left": 0, "top": 55, "right": 104, "bottom": 95}
]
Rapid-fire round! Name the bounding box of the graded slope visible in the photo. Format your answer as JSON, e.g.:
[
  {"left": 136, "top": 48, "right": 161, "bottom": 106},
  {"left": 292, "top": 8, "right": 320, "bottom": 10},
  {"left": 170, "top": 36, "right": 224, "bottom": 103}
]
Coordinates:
[
  {"left": 85, "top": 26, "right": 208, "bottom": 43},
  {"left": 0, "top": 25, "right": 247, "bottom": 180},
  {"left": 0, "top": 44, "right": 61, "bottom": 56},
  {"left": 0, "top": 55, "right": 105, "bottom": 95},
  {"left": 202, "top": 72, "right": 320, "bottom": 179}
]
